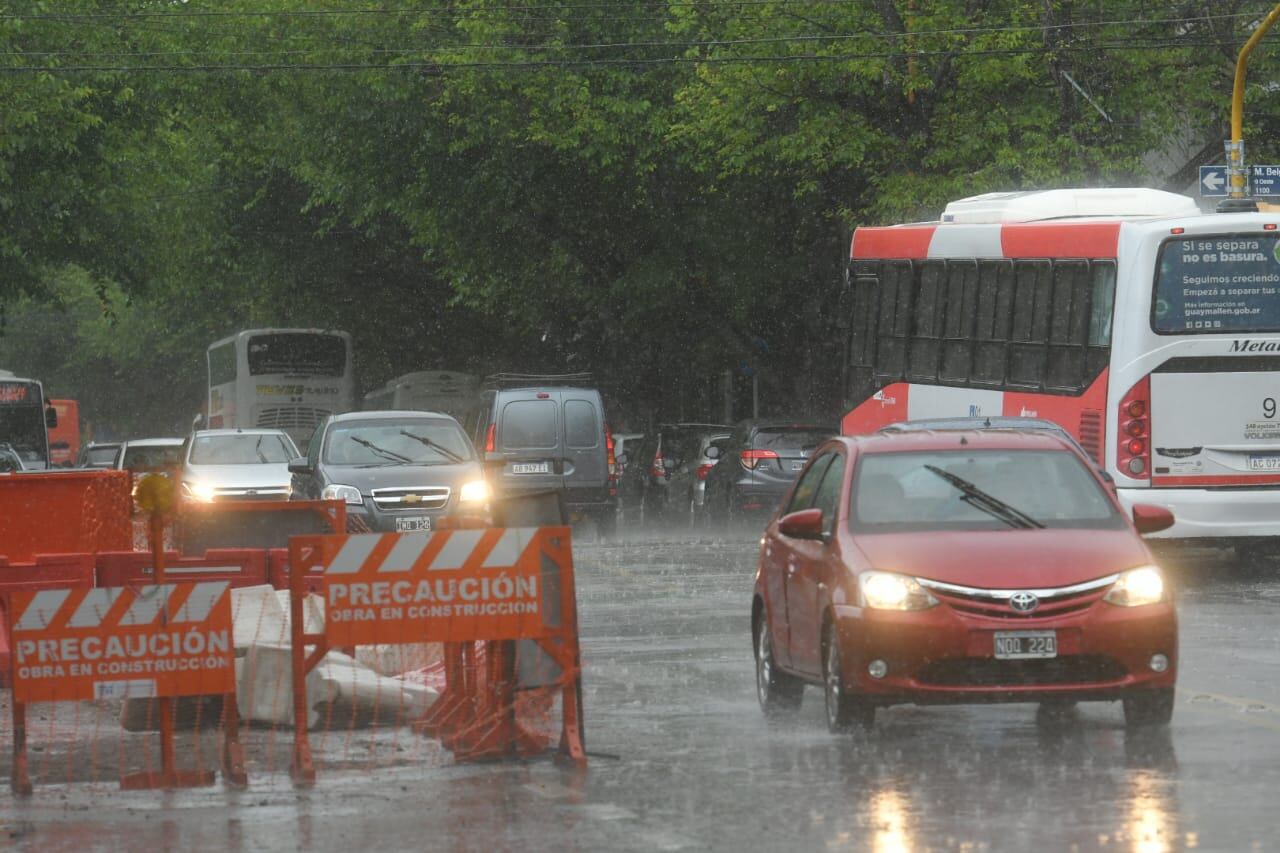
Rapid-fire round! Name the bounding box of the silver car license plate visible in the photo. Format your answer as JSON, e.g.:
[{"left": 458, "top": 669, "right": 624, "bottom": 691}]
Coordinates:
[
  {"left": 395, "top": 516, "right": 432, "bottom": 533},
  {"left": 512, "top": 462, "right": 550, "bottom": 474},
  {"left": 993, "top": 631, "right": 1057, "bottom": 660}
]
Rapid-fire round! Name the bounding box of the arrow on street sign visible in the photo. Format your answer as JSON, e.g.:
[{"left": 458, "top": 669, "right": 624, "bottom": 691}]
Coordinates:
[{"left": 1200, "top": 165, "right": 1227, "bottom": 197}]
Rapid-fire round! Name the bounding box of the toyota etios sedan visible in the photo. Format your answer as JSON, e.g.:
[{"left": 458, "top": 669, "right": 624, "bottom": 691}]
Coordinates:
[{"left": 752, "top": 430, "right": 1178, "bottom": 732}]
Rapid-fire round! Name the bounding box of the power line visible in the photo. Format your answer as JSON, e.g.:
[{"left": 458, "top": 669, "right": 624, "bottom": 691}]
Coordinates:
[{"left": 0, "top": 37, "right": 1246, "bottom": 74}]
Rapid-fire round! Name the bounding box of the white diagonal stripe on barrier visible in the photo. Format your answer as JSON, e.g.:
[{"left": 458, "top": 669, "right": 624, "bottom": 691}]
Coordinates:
[
  {"left": 481, "top": 527, "right": 534, "bottom": 568},
  {"left": 429, "top": 529, "right": 485, "bottom": 570},
  {"left": 13, "top": 589, "right": 72, "bottom": 632},
  {"left": 325, "top": 534, "right": 383, "bottom": 575},
  {"left": 117, "top": 584, "right": 173, "bottom": 626},
  {"left": 68, "top": 588, "right": 125, "bottom": 628},
  {"left": 155, "top": 565, "right": 241, "bottom": 576},
  {"left": 172, "top": 581, "right": 230, "bottom": 623},
  {"left": 380, "top": 532, "right": 434, "bottom": 573}
]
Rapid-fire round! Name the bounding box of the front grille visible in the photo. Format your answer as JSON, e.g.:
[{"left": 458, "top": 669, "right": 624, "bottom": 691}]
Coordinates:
[
  {"left": 370, "top": 486, "right": 451, "bottom": 511},
  {"left": 213, "top": 488, "right": 290, "bottom": 502},
  {"left": 917, "top": 655, "right": 1128, "bottom": 687},
  {"left": 255, "top": 406, "right": 332, "bottom": 431},
  {"left": 934, "top": 587, "right": 1104, "bottom": 620}
]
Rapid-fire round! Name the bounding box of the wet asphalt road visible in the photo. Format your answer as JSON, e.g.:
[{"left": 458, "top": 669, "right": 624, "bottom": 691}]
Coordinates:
[{"left": 5, "top": 528, "right": 1280, "bottom": 851}]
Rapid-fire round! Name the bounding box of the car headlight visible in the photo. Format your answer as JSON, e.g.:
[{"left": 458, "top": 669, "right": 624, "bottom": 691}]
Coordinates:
[
  {"left": 182, "top": 481, "right": 217, "bottom": 503},
  {"left": 859, "top": 571, "right": 939, "bottom": 611},
  {"left": 459, "top": 479, "right": 492, "bottom": 505},
  {"left": 1104, "top": 565, "right": 1166, "bottom": 607},
  {"left": 322, "top": 483, "right": 364, "bottom": 506}
]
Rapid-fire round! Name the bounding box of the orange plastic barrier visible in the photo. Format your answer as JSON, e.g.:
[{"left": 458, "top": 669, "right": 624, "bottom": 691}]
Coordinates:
[
  {"left": 0, "top": 555, "right": 97, "bottom": 688},
  {"left": 267, "top": 547, "right": 325, "bottom": 593},
  {"left": 96, "top": 549, "right": 268, "bottom": 588},
  {"left": 5, "top": 574, "right": 244, "bottom": 794},
  {"left": 286, "top": 527, "right": 586, "bottom": 784},
  {"left": 0, "top": 471, "right": 131, "bottom": 562},
  {"left": 177, "top": 499, "right": 345, "bottom": 556}
]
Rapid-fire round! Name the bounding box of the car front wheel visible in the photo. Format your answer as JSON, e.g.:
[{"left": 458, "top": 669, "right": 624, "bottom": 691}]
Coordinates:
[
  {"left": 754, "top": 608, "right": 802, "bottom": 717},
  {"left": 1123, "top": 688, "right": 1175, "bottom": 727},
  {"left": 823, "top": 620, "right": 874, "bottom": 733}
]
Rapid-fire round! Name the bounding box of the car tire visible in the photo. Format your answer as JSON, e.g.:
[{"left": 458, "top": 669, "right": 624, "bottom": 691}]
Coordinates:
[
  {"left": 1123, "top": 688, "right": 1175, "bottom": 727},
  {"left": 754, "top": 607, "right": 802, "bottom": 717},
  {"left": 823, "top": 620, "right": 874, "bottom": 733}
]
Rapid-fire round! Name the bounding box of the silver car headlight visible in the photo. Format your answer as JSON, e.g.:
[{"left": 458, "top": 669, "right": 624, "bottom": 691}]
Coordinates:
[
  {"left": 322, "top": 483, "right": 363, "bottom": 506},
  {"left": 859, "top": 571, "right": 939, "bottom": 611},
  {"left": 1103, "top": 565, "right": 1166, "bottom": 607}
]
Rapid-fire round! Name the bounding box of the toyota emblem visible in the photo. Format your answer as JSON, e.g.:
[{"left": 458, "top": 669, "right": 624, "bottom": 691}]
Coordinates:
[{"left": 1009, "top": 592, "right": 1039, "bottom": 613}]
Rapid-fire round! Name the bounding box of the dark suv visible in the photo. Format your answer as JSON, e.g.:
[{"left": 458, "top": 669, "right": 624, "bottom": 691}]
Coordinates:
[
  {"left": 619, "top": 423, "right": 731, "bottom": 525},
  {"left": 467, "top": 377, "right": 616, "bottom": 536},
  {"left": 703, "top": 420, "right": 835, "bottom": 523},
  {"left": 289, "top": 411, "right": 488, "bottom": 533}
]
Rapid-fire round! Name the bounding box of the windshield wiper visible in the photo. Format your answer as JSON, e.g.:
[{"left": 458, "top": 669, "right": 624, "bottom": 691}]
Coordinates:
[
  {"left": 923, "top": 465, "right": 1045, "bottom": 530},
  {"left": 399, "top": 430, "right": 466, "bottom": 464},
  {"left": 349, "top": 436, "right": 412, "bottom": 464},
  {"left": 254, "top": 435, "right": 269, "bottom": 464}
]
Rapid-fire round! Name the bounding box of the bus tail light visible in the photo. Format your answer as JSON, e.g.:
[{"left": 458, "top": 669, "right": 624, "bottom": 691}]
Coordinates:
[
  {"left": 740, "top": 449, "right": 779, "bottom": 471},
  {"left": 1117, "top": 377, "right": 1151, "bottom": 480}
]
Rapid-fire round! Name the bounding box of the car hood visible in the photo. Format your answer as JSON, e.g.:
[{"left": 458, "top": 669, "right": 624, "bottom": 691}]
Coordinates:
[
  {"left": 184, "top": 463, "right": 291, "bottom": 489},
  {"left": 851, "top": 528, "right": 1152, "bottom": 589},
  {"left": 327, "top": 461, "right": 482, "bottom": 492}
]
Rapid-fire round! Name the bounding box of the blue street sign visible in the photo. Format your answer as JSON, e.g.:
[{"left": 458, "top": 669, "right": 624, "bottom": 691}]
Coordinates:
[
  {"left": 1200, "top": 165, "right": 1227, "bottom": 197},
  {"left": 1250, "top": 165, "right": 1280, "bottom": 197}
]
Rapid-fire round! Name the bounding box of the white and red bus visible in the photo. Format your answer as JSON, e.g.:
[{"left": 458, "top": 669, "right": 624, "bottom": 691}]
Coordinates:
[{"left": 841, "top": 187, "right": 1280, "bottom": 546}]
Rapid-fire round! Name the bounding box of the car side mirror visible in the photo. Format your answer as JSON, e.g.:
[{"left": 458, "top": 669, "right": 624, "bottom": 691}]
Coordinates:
[
  {"left": 288, "top": 456, "right": 312, "bottom": 476},
  {"left": 705, "top": 446, "right": 720, "bottom": 460},
  {"left": 1131, "top": 504, "right": 1174, "bottom": 536},
  {"left": 779, "top": 508, "right": 825, "bottom": 540},
  {"left": 45, "top": 406, "right": 58, "bottom": 429}
]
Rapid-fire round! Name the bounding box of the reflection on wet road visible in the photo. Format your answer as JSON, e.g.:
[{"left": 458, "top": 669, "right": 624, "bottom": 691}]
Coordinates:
[{"left": 7, "top": 531, "right": 1280, "bottom": 850}]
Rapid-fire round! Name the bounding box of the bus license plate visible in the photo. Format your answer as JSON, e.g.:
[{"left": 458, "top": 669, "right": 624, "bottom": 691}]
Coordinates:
[
  {"left": 395, "top": 516, "right": 432, "bottom": 533},
  {"left": 1248, "top": 454, "right": 1280, "bottom": 471},
  {"left": 512, "top": 462, "right": 550, "bottom": 474},
  {"left": 993, "top": 631, "right": 1057, "bottom": 660}
]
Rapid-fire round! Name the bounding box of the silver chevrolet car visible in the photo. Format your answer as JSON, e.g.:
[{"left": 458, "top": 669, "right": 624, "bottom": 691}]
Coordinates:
[{"left": 179, "top": 428, "right": 300, "bottom": 503}]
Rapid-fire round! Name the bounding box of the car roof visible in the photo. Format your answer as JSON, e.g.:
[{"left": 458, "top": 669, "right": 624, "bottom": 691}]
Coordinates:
[
  {"left": 192, "top": 428, "right": 291, "bottom": 438},
  {"left": 331, "top": 410, "right": 459, "bottom": 422},
  {"left": 84, "top": 441, "right": 121, "bottom": 448},
  {"left": 882, "top": 416, "right": 1067, "bottom": 433},
  {"left": 739, "top": 420, "right": 834, "bottom": 431},
  {"left": 846, "top": 429, "right": 1077, "bottom": 454},
  {"left": 122, "top": 437, "right": 184, "bottom": 447}
]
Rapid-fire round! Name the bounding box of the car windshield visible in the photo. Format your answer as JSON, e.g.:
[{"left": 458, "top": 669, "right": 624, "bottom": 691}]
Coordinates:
[
  {"left": 851, "top": 449, "right": 1121, "bottom": 532},
  {"left": 324, "top": 419, "right": 472, "bottom": 466},
  {"left": 121, "top": 444, "right": 182, "bottom": 471},
  {"left": 190, "top": 433, "right": 294, "bottom": 465}
]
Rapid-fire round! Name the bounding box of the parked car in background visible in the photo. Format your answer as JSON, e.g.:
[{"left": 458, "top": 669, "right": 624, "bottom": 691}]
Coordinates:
[
  {"left": 752, "top": 430, "right": 1178, "bottom": 732},
  {"left": 703, "top": 420, "right": 836, "bottom": 523},
  {"left": 612, "top": 432, "right": 644, "bottom": 478},
  {"left": 468, "top": 375, "right": 616, "bottom": 537},
  {"left": 290, "top": 410, "right": 488, "bottom": 533},
  {"left": 619, "top": 423, "right": 731, "bottom": 525},
  {"left": 180, "top": 428, "right": 300, "bottom": 503},
  {"left": 76, "top": 441, "right": 121, "bottom": 470}
]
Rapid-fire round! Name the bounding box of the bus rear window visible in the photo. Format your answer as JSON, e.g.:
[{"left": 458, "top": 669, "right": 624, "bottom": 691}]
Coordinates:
[
  {"left": 1153, "top": 234, "right": 1280, "bottom": 333},
  {"left": 247, "top": 334, "right": 347, "bottom": 376}
]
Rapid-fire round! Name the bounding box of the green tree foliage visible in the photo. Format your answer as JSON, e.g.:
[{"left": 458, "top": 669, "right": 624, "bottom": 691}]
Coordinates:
[{"left": 0, "top": 1, "right": 1275, "bottom": 433}]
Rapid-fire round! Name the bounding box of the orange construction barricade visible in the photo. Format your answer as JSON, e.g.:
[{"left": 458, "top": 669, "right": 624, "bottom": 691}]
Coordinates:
[
  {"left": 178, "top": 499, "right": 345, "bottom": 555},
  {"left": 95, "top": 549, "right": 268, "bottom": 588},
  {"left": 0, "top": 470, "right": 131, "bottom": 562},
  {"left": 286, "top": 526, "right": 586, "bottom": 785},
  {"left": 0, "top": 554, "right": 97, "bottom": 688}
]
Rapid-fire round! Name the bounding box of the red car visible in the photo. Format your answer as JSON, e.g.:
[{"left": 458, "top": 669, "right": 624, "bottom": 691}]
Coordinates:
[{"left": 752, "top": 429, "right": 1178, "bottom": 731}]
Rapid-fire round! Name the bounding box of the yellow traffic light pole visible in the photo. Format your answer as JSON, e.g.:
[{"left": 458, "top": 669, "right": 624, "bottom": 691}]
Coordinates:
[{"left": 1224, "top": 4, "right": 1280, "bottom": 210}]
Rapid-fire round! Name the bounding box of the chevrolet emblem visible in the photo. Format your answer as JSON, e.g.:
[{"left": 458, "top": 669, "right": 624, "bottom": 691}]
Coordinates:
[{"left": 402, "top": 494, "right": 422, "bottom": 505}]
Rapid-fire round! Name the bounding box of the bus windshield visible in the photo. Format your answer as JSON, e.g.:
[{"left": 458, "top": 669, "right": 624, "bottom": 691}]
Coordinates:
[
  {"left": 1153, "top": 234, "right": 1280, "bottom": 333},
  {"left": 247, "top": 333, "right": 347, "bottom": 376},
  {"left": 0, "top": 406, "right": 45, "bottom": 464}
]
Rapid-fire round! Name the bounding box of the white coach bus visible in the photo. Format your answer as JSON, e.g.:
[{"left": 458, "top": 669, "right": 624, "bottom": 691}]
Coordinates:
[
  {"left": 842, "top": 188, "right": 1280, "bottom": 551},
  {"left": 206, "top": 329, "right": 354, "bottom": 450}
]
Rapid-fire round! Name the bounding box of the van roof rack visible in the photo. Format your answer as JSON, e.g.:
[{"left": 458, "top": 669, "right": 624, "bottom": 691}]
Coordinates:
[{"left": 484, "top": 372, "right": 594, "bottom": 389}]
